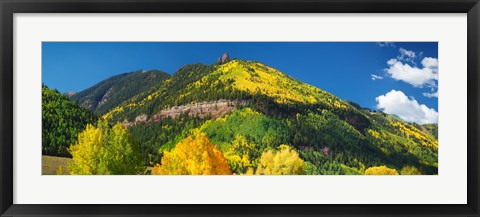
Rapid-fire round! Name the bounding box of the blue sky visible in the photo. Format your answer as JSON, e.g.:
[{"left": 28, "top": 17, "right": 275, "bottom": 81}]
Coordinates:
[{"left": 43, "top": 42, "right": 438, "bottom": 124}]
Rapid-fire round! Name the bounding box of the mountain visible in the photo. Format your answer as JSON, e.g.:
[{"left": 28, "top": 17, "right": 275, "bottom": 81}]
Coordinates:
[
  {"left": 104, "top": 60, "right": 368, "bottom": 129},
  {"left": 42, "top": 85, "right": 97, "bottom": 157},
  {"left": 70, "top": 69, "right": 170, "bottom": 115},
  {"left": 91, "top": 59, "right": 438, "bottom": 175}
]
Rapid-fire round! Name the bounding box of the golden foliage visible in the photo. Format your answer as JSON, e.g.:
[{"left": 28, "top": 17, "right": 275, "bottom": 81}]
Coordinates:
[
  {"left": 68, "top": 124, "right": 104, "bottom": 175},
  {"left": 217, "top": 60, "right": 317, "bottom": 104},
  {"left": 224, "top": 135, "right": 256, "bottom": 175},
  {"left": 364, "top": 166, "right": 399, "bottom": 175},
  {"left": 186, "top": 60, "right": 350, "bottom": 110},
  {"left": 256, "top": 145, "right": 305, "bottom": 175},
  {"left": 104, "top": 59, "right": 352, "bottom": 122},
  {"left": 390, "top": 120, "right": 438, "bottom": 149},
  {"left": 101, "top": 106, "right": 124, "bottom": 120},
  {"left": 68, "top": 121, "right": 143, "bottom": 175},
  {"left": 368, "top": 129, "right": 380, "bottom": 139},
  {"left": 101, "top": 96, "right": 148, "bottom": 120},
  {"left": 244, "top": 167, "right": 255, "bottom": 175},
  {"left": 152, "top": 133, "right": 231, "bottom": 175}
]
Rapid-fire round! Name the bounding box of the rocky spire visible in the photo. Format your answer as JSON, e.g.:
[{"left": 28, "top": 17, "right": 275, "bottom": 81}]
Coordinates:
[{"left": 217, "top": 52, "right": 230, "bottom": 64}]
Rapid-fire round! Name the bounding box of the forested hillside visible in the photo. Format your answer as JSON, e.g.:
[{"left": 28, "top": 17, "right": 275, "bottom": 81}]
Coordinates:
[
  {"left": 43, "top": 58, "right": 438, "bottom": 175},
  {"left": 42, "top": 85, "right": 97, "bottom": 157},
  {"left": 70, "top": 69, "right": 170, "bottom": 115}
]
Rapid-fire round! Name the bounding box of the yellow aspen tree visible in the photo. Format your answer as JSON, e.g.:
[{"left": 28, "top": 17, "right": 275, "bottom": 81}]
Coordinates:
[
  {"left": 364, "top": 166, "right": 399, "bottom": 175},
  {"left": 100, "top": 123, "right": 143, "bottom": 174},
  {"left": 256, "top": 145, "right": 305, "bottom": 175},
  {"left": 68, "top": 121, "right": 143, "bottom": 175},
  {"left": 152, "top": 133, "right": 231, "bottom": 175},
  {"left": 68, "top": 124, "right": 104, "bottom": 175}
]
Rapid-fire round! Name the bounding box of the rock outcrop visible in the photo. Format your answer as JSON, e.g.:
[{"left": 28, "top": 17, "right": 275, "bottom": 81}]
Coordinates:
[
  {"left": 65, "top": 92, "right": 77, "bottom": 97},
  {"left": 217, "top": 52, "right": 230, "bottom": 64},
  {"left": 98, "top": 88, "right": 114, "bottom": 106},
  {"left": 122, "top": 99, "right": 248, "bottom": 127}
]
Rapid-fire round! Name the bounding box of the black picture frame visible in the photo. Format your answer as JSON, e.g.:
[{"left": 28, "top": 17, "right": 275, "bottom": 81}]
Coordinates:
[{"left": 1, "top": 0, "right": 479, "bottom": 216}]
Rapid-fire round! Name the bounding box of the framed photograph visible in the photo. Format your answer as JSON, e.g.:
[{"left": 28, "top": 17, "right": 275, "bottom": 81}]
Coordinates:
[{"left": 1, "top": 0, "right": 479, "bottom": 216}]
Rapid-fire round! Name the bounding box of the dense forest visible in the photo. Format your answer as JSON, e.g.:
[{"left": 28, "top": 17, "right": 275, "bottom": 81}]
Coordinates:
[
  {"left": 42, "top": 85, "right": 97, "bottom": 157},
  {"left": 43, "top": 58, "right": 438, "bottom": 175}
]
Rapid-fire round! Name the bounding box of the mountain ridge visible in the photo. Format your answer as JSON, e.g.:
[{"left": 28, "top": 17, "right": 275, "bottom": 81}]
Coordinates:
[
  {"left": 70, "top": 69, "right": 170, "bottom": 115},
  {"left": 102, "top": 60, "right": 366, "bottom": 125}
]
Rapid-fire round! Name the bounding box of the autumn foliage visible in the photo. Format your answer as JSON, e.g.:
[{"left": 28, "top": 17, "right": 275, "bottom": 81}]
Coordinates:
[
  {"left": 256, "top": 145, "right": 305, "bottom": 175},
  {"left": 68, "top": 120, "right": 143, "bottom": 175},
  {"left": 364, "top": 166, "right": 399, "bottom": 175},
  {"left": 151, "top": 133, "right": 231, "bottom": 175},
  {"left": 224, "top": 135, "right": 256, "bottom": 175},
  {"left": 43, "top": 58, "right": 439, "bottom": 176}
]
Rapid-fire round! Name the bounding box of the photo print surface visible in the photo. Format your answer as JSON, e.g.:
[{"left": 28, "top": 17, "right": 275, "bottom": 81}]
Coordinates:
[{"left": 42, "top": 42, "right": 438, "bottom": 175}]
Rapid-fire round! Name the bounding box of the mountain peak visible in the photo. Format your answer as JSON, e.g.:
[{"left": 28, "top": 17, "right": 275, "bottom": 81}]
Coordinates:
[{"left": 209, "top": 59, "right": 342, "bottom": 106}]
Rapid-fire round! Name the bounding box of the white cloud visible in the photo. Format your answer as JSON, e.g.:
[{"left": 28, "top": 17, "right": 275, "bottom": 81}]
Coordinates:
[
  {"left": 377, "top": 42, "right": 396, "bottom": 48},
  {"left": 371, "top": 74, "right": 384, "bottom": 81},
  {"left": 399, "top": 48, "right": 416, "bottom": 58},
  {"left": 397, "top": 48, "right": 421, "bottom": 64},
  {"left": 376, "top": 90, "right": 438, "bottom": 124},
  {"left": 421, "top": 57, "right": 438, "bottom": 68},
  {"left": 385, "top": 57, "right": 438, "bottom": 88},
  {"left": 423, "top": 90, "right": 439, "bottom": 98}
]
